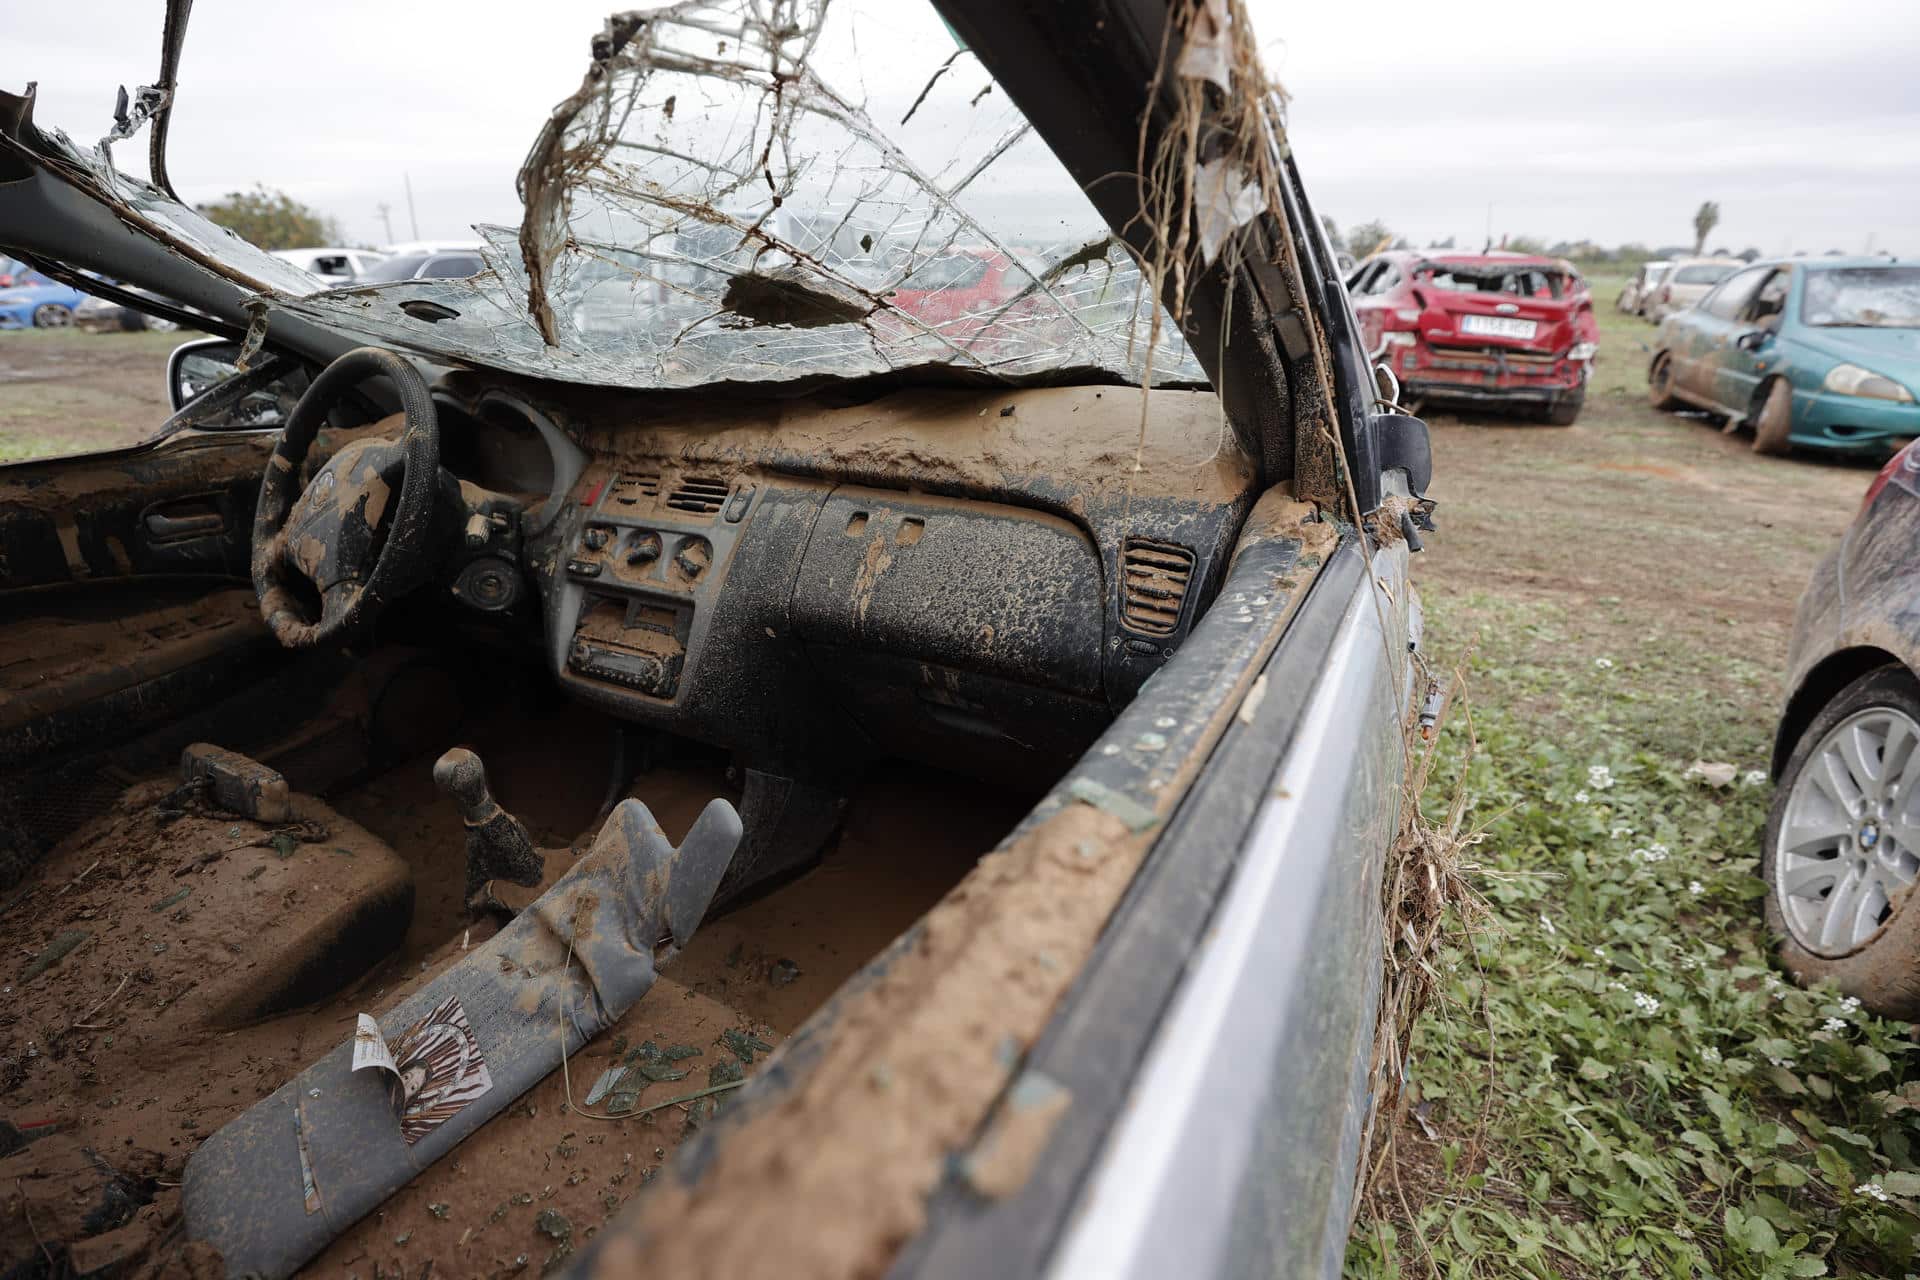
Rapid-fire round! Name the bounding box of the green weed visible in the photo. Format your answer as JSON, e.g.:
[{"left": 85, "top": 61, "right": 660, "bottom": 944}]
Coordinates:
[{"left": 1349, "top": 592, "right": 1920, "bottom": 1279}]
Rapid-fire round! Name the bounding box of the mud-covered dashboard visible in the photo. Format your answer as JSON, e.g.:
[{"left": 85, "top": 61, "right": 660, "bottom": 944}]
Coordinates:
[{"left": 444, "top": 380, "right": 1260, "bottom": 784}]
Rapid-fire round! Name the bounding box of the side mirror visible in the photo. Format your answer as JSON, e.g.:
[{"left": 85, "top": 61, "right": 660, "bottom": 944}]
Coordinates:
[
  {"left": 167, "top": 337, "right": 242, "bottom": 410},
  {"left": 1373, "top": 360, "right": 1402, "bottom": 408},
  {"left": 165, "top": 337, "right": 309, "bottom": 428},
  {"left": 1736, "top": 329, "right": 1771, "bottom": 353}
]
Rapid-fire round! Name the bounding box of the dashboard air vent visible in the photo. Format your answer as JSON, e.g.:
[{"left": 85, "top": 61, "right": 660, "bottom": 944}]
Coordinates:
[
  {"left": 666, "top": 476, "right": 731, "bottom": 516},
  {"left": 1121, "top": 538, "right": 1194, "bottom": 635},
  {"left": 607, "top": 474, "right": 661, "bottom": 508}
]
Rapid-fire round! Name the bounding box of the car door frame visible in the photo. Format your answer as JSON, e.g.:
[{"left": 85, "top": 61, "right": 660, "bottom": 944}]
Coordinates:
[
  {"left": 1710, "top": 265, "right": 1791, "bottom": 414},
  {"left": 875, "top": 2, "right": 1424, "bottom": 1274},
  {"left": 1677, "top": 265, "right": 1768, "bottom": 404}
]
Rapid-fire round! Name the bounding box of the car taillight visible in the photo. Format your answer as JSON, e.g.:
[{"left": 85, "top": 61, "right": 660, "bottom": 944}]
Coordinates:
[{"left": 1863, "top": 440, "right": 1920, "bottom": 512}]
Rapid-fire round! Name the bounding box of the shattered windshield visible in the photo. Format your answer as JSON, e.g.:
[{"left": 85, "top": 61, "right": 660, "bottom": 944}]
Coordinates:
[
  {"left": 261, "top": 0, "right": 1205, "bottom": 390},
  {"left": 1802, "top": 267, "right": 1920, "bottom": 329}
]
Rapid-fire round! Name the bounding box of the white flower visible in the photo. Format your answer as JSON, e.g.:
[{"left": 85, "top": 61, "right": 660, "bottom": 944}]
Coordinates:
[
  {"left": 1768, "top": 1055, "right": 1797, "bottom": 1068},
  {"left": 1743, "top": 770, "right": 1767, "bottom": 787},
  {"left": 1606, "top": 980, "right": 1627, "bottom": 992},
  {"left": 1633, "top": 844, "right": 1670, "bottom": 864},
  {"left": 1594, "top": 657, "right": 1614, "bottom": 670},
  {"left": 1699, "top": 1046, "right": 1721, "bottom": 1065},
  {"left": 1841, "top": 996, "right": 1862, "bottom": 1014},
  {"left": 1688, "top": 880, "right": 1705, "bottom": 896},
  {"left": 1610, "top": 825, "right": 1633, "bottom": 839},
  {"left": 1574, "top": 790, "right": 1591, "bottom": 804},
  {"left": 1595, "top": 947, "right": 1610, "bottom": 960},
  {"left": 1588, "top": 765, "right": 1615, "bottom": 790},
  {"left": 1539, "top": 914, "right": 1556, "bottom": 936},
  {"left": 1632, "top": 992, "right": 1661, "bottom": 1015},
  {"left": 1858, "top": 1182, "right": 1893, "bottom": 1202},
  {"left": 1823, "top": 1017, "right": 1847, "bottom": 1033}
]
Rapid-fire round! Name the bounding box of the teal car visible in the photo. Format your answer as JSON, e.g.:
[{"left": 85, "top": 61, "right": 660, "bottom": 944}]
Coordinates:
[{"left": 1648, "top": 257, "right": 1920, "bottom": 455}]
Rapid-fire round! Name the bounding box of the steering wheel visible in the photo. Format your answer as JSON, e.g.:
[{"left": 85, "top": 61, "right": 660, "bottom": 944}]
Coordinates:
[{"left": 252, "top": 347, "right": 441, "bottom": 648}]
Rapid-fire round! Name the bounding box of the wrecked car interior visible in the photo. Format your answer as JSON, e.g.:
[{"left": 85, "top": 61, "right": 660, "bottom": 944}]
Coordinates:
[{"left": 1, "top": 1, "right": 1433, "bottom": 1277}]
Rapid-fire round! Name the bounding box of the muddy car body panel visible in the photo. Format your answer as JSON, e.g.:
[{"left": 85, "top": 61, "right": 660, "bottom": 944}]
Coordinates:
[
  {"left": 0, "top": 2, "right": 1429, "bottom": 1276},
  {"left": 1762, "top": 442, "right": 1920, "bottom": 1014},
  {"left": 1775, "top": 444, "right": 1920, "bottom": 778},
  {"left": 1348, "top": 249, "right": 1598, "bottom": 421}
]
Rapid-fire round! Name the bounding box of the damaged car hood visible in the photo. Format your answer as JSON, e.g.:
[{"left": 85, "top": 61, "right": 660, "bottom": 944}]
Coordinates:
[{"left": 2, "top": 1, "right": 1207, "bottom": 393}]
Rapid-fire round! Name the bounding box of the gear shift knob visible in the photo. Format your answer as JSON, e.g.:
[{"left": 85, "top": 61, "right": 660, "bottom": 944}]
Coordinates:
[{"left": 433, "top": 747, "right": 545, "bottom": 905}]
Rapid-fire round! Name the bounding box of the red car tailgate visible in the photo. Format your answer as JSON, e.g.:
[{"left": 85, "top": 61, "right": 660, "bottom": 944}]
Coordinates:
[{"left": 1419, "top": 285, "right": 1581, "bottom": 354}]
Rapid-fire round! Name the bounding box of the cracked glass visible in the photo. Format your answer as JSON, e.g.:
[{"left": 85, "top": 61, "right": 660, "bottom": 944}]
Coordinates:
[{"left": 262, "top": 0, "right": 1206, "bottom": 390}]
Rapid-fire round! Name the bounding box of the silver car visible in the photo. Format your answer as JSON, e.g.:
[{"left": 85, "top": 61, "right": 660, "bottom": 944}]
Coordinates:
[
  {"left": 0, "top": 2, "right": 1434, "bottom": 1276},
  {"left": 1645, "top": 256, "right": 1743, "bottom": 321},
  {"left": 1767, "top": 443, "right": 1920, "bottom": 1014}
]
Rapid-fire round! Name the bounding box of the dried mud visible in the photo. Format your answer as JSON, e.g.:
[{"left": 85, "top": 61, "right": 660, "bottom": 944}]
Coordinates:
[
  {"left": 585, "top": 800, "right": 1150, "bottom": 1280},
  {"left": 1, "top": 707, "right": 1024, "bottom": 1278},
  {"left": 553, "top": 382, "right": 1253, "bottom": 508}
]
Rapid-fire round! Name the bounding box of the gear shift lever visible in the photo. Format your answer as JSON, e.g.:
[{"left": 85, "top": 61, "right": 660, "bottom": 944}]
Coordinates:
[{"left": 432, "top": 747, "right": 546, "bottom": 907}]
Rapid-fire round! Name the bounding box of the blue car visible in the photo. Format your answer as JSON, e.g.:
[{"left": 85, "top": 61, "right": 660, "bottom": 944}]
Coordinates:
[
  {"left": 0, "top": 269, "right": 88, "bottom": 329},
  {"left": 1649, "top": 257, "right": 1920, "bottom": 455}
]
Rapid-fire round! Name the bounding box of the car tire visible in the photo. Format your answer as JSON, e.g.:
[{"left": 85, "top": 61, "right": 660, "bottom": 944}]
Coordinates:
[
  {"left": 1763, "top": 666, "right": 1920, "bottom": 1017},
  {"left": 1542, "top": 390, "right": 1583, "bottom": 427},
  {"left": 31, "top": 303, "right": 73, "bottom": 329},
  {"left": 1648, "top": 353, "right": 1682, "bottom": 410},
  {"left": 1751, "top": 377, "right": 1794, "bottom": 456}
]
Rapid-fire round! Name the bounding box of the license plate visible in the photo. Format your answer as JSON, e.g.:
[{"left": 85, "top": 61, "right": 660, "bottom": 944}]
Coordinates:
[{"left": 1460, "top": 314, "right": 1537, "bottom": 340}]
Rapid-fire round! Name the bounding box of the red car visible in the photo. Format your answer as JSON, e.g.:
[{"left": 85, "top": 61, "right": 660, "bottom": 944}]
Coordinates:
[{"left": 1347, "top": 251, "right": 1600, "bottom": 425}]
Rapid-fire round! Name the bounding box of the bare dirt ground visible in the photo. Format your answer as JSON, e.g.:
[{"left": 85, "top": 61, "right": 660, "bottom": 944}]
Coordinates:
[
  {"left": 0, "top": 330, "right": 181, "bottom": 462},
  {"left": 1413, "top": 285, "right": 1877, "bottom": 757}
]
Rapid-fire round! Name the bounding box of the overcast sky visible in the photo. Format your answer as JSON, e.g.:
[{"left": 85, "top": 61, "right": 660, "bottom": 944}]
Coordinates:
[{"left": 9, "top": 1, "right": 1918, "bottom": 258}]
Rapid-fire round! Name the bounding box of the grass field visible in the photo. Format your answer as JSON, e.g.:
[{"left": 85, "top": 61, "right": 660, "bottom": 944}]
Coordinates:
[
  {"left": 1346, "top": 277, "right": 1920, "bottom": 1277},
  {"left": 0, "top": 328, "right": 181, "bottom": 461}
]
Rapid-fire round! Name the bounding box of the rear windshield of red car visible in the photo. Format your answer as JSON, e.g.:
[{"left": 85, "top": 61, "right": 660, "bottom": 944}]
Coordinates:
[{"left": 1418, "top": 264, "right": 1572, "bottom": 299}]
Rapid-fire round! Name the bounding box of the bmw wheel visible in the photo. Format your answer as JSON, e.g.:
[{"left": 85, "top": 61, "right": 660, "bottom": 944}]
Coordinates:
[
  {"left": 31, "top": 302, "right": 73, "bottom": 328},
  {"left": 1763, "top": 666, "right": 1920, "bottom": 1015}
]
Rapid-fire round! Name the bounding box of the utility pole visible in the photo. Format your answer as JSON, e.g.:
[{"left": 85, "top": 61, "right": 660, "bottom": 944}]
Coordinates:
[
  {"left": 403, "top": 173, "right": 420, "bottom": 242},
  {"left": 376, "top": 202, "right": 394, "bottom": 245}
]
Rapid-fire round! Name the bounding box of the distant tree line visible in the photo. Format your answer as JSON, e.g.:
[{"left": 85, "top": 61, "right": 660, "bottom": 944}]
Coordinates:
[
  {"left": 1323, "top": 208, "right": 1777, "bottom": 269},
  {"left": 196, "top": 184, "right": 344, "bottom": 250}
]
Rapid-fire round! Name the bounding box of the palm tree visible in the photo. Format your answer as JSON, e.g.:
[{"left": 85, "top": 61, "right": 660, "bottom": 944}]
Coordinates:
[{"left": 1692, "top": 202, "right": 1721, "bottom": 256}]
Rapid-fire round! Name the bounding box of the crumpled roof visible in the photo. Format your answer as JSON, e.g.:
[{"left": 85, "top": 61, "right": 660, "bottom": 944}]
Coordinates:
[{"left": 257, "top": 0, "right": 1205, "bottom": 390}]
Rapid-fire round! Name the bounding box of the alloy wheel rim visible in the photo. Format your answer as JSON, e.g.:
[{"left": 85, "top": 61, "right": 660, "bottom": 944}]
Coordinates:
[
  {"left": 1776, "top": 705, "right": 1920, "bottom": 956},
  {"left": 39, "top": 305, "right": 72, "bottom": 328}
]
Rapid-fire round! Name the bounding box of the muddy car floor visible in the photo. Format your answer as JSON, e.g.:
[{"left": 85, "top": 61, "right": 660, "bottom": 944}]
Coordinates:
[{"left": 1, "top": 702, "right": 1033, "bottom": 1277}]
